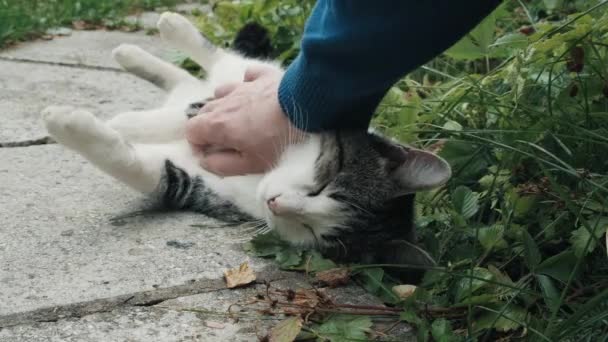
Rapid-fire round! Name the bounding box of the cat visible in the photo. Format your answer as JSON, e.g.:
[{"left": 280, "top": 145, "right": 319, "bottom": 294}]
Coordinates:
[{"left": 41, "top": 12, "right": 451, "bottom": 277}]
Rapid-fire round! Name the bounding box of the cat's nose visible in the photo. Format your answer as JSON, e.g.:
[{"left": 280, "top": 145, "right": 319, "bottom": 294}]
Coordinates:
[{"left": 267, "top": 195, "right": 281, "bottom": 215}]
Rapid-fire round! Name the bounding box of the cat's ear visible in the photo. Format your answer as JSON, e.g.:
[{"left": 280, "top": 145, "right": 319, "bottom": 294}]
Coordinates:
[
  {"left": 390, "top": 147, "right": 452, "bottom": 192},
  {"left": 371, "top": 135, "right": 451, "bottom": 193}
]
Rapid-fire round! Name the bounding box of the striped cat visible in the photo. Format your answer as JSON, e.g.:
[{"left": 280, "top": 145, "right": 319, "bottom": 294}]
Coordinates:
[{"left": 42, "top": 12, "right": 451, "bottom": 277}]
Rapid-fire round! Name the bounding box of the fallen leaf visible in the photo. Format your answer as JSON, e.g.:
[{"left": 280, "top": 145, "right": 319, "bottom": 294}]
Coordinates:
[
  {"left": 269, "top": 317, "right": 303, "bottom": 342},
  {"left": 315, "top": 268, "right": 350, "bottom": 288},
  {"left": 392, "top": 284, "right": 417, "bottom": 300},
  {"left": 224, "top": 262, "right": 256, "bottom": 288},
  {"left": 282, "top": 288, "right": 322, "bottom": 315}
]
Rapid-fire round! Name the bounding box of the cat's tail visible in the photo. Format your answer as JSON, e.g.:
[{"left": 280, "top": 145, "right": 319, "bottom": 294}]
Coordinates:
[{"left": 232, "top": 22, "right": 273, "bottom": 59}]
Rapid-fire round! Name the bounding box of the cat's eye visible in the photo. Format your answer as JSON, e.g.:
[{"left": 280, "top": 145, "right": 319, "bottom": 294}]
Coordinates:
[{"left": 307, "top": 182, "right": 329, "bottom": 197}]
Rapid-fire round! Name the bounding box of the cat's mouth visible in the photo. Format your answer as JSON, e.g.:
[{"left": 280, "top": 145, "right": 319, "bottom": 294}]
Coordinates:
[{"left": 265, "top": 213, "right": 321, "bottom": 246}]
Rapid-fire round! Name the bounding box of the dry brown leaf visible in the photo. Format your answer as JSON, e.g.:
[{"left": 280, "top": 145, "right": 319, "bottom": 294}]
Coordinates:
[
  {"left": 269, "top": 316, "right": 303, "bottom": 342},
  {"left": 315, "top": 268, "right": 350, "bottom": 288},
  {"left": 282, "top": 288, "right": 322, "bottom": 315},
  {"left": 224, "top": 262, "right": 256, "bottom": 288}
]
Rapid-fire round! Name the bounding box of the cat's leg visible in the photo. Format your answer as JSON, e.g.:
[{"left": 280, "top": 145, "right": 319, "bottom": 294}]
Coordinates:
[
  {"left": 112, "top": 43, "right": 198, "bottom": 91},
  {"left": 42, "top": 105, "right": 199, "bottom": 193},
  {"left": 106, "top": 107, "right": 188, "bottom": 144},
  {"left": 157, "top": 12, "right": 224, "bottom": 71}
]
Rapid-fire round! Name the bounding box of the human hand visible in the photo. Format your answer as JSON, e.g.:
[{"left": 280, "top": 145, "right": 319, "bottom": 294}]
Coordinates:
[{"left": 186, "top": 65, "right": 304, "bottom": 176}]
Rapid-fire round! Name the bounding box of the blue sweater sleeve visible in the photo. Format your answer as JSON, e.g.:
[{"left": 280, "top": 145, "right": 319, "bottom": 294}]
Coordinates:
[{"left": 278, "top": 0, "right": 501, "bottom": 132}]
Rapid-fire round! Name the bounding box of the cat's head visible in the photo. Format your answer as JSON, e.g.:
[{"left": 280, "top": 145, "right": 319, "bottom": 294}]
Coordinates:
[{"left": 256, "top": 130, "right": 451, "bottom": 257}]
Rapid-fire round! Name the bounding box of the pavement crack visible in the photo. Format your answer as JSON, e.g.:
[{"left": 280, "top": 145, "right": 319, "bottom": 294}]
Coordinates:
[
  {"left": 132, "top": 298, "right": 167, "bottom": 307},
  {"left": 0, "top": 136, "right": 55, "bottom": 148},
  {"left": 0, "top": 278, "right": 227, "bottom": 328},
  {"left": 0, "top": 55, "right": 124, "bottom": 72}
]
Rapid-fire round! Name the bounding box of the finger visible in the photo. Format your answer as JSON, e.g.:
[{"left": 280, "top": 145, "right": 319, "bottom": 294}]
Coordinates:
[
  {"left": 243, "top": 65, "right": 275, "bottom": 82},
  {"left": 201, "top": 151, "right": 265, "bottom": 176},
  {"left": 185, "top": 112, "right": 234, "bottom": 147},
  {"left": 214, "top": 82, "right": 239, "bottom": 98},
  {"left": 200, "top": 99, "right": 218, "bottom": 113}
]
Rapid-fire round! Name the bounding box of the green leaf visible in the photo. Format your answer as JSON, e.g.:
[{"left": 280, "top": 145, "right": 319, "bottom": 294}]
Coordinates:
[
  {"left": 536, "top": 250, "right": 578, "bottom": 283},
  {"left": 289, "top": 250, "right": 336, "bottom": 272},
  {"left": 522, "top": 229, "right": 542, "bottom": 270},
  {"left": 275, "top": 249, "right": 303, "bottom": 268},
  {"left": 452, "top": 186, "right": 480, "bottom": 219},
  {"left": 536, "top": 274, "right": 561, "bottom": 312},
  {"left": 454, "top": 294, "right": 500, "bottom": 307},
  {"left": 445, "top": 3, "right": 508, "bottom": 60},
  {"left": 475, "top": 304, "right": 528, "bottom": 332},
  {"left": 316, "top": 315, "right": 372, "bottom": 342},
  {"left": 358, "top": 268, "right": 384, "bottom": 294},
  {"left": 400, "top": 310, "right": 431, "bottom": 342},
  {"left": 543, "top": 0, "right": 564, "bottom": 11},
  {"left": 489, "top": 33, "right": 529, "bottom": 58},
  {"left": 439, "top": 141, "right": 489, "bottom": 182},
  {"left": 431, "top": 319, "right": 459, "bottom": 342},
  {"left": 478, "top": 225, "right": 507, "bottom": 252},
  {"left": 244, "top": 231, "right": 289, "bottom": 257},
  {"left": 569, "top": 217, "right": 608, "bottom": 257},
  {"left": 514, "top": 195, "right": 538, "bottom": 219},
  {"left": 269, "top": 317, "right": 302, "bottom": 342},
  {"left": 454, "top": 267, "right": 494, "bottom": 303}
]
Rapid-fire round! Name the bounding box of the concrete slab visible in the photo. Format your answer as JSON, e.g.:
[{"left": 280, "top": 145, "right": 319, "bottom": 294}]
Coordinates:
[
  {"left": 0, "top": 145, "right": 272, "bottom": 318},
  {"left": 0, "top": 60, "right": 163, "bottom": 142},
  {"left": 0, "top": 306, "right": 255, "bottom": 342},
  {"left": 0, "top": 31, "right": 167, "bottom": 69}
]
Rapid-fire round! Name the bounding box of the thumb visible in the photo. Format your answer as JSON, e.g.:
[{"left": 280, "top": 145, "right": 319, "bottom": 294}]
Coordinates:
[{"left": 201, "top": 151, "right": 265, "bottom": 176}]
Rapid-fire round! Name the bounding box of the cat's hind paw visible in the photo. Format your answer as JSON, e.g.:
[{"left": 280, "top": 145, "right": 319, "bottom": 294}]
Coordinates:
[
  {"left": 157, "top": 12, "right": 201, "bottom": 50},
  {"left": 41, "top": 106, "right": 109, "bottom": 148},
  {"left": 112, "top": 44, "right": 146, "bottom": 70}
]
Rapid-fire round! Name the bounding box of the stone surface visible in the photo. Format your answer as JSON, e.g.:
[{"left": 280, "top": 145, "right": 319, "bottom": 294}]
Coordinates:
[
  {"left": 0, "top": 306, "right": 255, "bottom": 342},
  {"left": 0, "top": 144, "right": 274, "bottom": 317},
  {"left": 0, "top": 60, "right": 163, "bottom": 142},
  {"left": 0, "top": 277, "right": 414, "bottom": 342},
  {"left": 0, "top": 31, "right": 167, "bottom": 69}
]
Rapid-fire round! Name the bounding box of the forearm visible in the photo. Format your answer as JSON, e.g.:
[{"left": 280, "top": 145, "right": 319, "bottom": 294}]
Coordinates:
[{"left": 278, "top": 0, "right": 501, "bottom": 132}]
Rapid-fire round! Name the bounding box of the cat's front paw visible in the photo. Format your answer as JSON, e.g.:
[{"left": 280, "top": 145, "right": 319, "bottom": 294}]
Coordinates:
[
  {"left": 157, "top": 12, "right": 198, "bottom": 47},
  {"left": 41, "top": 106, "right": 100, "bottom": 148}
]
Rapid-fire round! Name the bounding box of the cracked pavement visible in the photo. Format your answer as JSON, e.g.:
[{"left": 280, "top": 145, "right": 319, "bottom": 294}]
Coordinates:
[{"left": 0, "top": 13, "right": 414, "bottom": 342}]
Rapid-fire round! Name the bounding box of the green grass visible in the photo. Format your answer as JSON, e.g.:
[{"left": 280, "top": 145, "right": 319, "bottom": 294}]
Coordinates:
[
  {"left": 193, "top": 0, "right": 608, "bottom": 340},
  {"left": 0, "top": 0, "right": 179, "bottom": 47}
]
